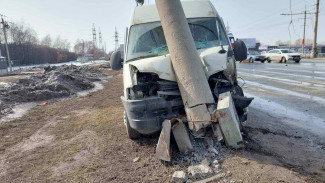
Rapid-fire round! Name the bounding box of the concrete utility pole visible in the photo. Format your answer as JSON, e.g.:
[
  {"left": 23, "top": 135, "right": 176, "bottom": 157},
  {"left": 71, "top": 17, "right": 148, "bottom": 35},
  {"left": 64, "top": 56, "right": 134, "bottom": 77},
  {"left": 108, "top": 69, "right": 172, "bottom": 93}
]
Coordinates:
[
  {"left": 99, "top": 27, "right": 102, "bottom": 51},
  {"left": 302, "top": 9, "right": 307, "bottom": 55},
  {"left": 1, "top": 17, "right": 12, "bottom": 72},
  {"left": 114, "top": 27, "right": 119, "bottom": 51},
  {"left": 81, "top": 39, "right": 85, "bottom": 62},
  {"left": 312, "top": 0, "right": 320, "bottom": 58},
  {"left": 155, "top": 0, "right": 215, "bottom": 134}
]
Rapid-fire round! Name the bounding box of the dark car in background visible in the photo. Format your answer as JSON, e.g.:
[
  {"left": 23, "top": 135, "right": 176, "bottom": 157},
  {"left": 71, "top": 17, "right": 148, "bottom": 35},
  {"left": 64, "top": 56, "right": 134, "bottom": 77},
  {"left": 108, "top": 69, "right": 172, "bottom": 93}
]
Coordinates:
[{"left": 246, "top": 49, "right": 267, "bottom": 63}]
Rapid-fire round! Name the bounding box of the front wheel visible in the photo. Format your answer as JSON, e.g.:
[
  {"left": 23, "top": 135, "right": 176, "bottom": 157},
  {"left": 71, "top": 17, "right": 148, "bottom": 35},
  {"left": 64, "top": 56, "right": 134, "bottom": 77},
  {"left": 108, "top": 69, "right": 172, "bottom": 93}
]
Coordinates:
[
  {"left": 295, "top": 59, "right": 301, "bottom": 63},
  {"left": 124, "top": 111, "right": 140, "bottom": 139},
  {"left": 261, "top": 60, "right": 265, "bottom": 63},
  {"left": 267, "top": 57, "right": 271, "bottom": 63},
  {"left": 249, "top": 58, "right": 253, "bottom": 63},
  {"left": 281, "top": 57, "right": 287, "bottom": 63}
]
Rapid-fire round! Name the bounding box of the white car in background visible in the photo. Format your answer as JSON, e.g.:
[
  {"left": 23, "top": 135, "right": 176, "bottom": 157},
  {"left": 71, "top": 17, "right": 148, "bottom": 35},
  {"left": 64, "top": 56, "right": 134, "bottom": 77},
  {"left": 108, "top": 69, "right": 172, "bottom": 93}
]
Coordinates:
[{"left": 265, "top": 49, "right": 301, "bottom": 63}]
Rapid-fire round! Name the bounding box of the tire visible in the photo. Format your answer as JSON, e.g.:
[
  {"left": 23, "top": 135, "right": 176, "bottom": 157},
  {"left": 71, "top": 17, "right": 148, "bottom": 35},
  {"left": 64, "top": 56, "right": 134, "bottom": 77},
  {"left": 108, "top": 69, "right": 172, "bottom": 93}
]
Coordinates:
[
  {"left": 249, "top": 58, "right": 253, "bottom": 63},
  {"left": 281, "top": 57, "right": 287, "bottom": 63},
  {"left": 110, "top": 51, "right": 122, "bottom": 70},
  {"left": 267, "top": 57, "right": 271, "bottom": 63},
  {"left": 261, "top": 60, "right": 265, "bottom": 63},
  {"left": 234, "top": 40, "right": 248, "bottom": 61},
  {"left": 295, "top": 59, "right": 301, "bottom": 63},
  {"left": 124, "top": 111, "right": 140, "bottom": 139}
]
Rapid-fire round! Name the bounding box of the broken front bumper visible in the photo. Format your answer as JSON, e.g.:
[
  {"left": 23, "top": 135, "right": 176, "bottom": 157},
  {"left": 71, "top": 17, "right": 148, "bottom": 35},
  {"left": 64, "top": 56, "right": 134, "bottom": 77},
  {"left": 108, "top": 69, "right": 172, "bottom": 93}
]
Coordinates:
[{"left": 121, "top": 96, "right": 184, "bottom": 134}]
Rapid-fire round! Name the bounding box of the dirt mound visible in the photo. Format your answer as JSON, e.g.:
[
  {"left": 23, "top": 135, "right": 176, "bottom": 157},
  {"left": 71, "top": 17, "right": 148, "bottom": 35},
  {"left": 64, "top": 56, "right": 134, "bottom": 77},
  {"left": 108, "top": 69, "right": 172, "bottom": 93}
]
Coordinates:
[{"left": 0, "top": 65, "right": 107, "bottom": 119}]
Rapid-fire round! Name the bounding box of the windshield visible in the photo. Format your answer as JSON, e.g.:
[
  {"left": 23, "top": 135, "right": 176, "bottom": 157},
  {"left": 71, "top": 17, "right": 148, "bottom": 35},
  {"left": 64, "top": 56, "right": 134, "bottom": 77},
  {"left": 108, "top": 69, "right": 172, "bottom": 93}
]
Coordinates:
[
  {"left": 281, "top": 49, "right": 294, "bottom": 53},
  {"left": 248, "top": 50, "right": 260, "bottom": 55},
  {"left": 126, "top": 18, "right": 229, "bottom": 61}
]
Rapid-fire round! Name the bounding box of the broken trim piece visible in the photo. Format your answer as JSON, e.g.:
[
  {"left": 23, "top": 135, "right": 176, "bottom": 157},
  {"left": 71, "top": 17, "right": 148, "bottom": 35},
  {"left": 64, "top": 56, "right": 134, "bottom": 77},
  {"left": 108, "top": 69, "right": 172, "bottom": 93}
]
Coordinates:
[{"left": 155, "top": 120, "right": 172, "bottom": 161}]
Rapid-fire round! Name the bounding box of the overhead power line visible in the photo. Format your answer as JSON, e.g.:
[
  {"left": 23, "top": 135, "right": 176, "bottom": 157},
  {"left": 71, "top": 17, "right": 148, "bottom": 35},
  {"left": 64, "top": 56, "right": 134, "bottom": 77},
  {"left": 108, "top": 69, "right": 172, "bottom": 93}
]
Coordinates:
[
  {"left": 281, "top": 0, "right": 318, "bottom": 49},
  {"left": 236, "top": 0, "right": 307, "bottom": 29}
]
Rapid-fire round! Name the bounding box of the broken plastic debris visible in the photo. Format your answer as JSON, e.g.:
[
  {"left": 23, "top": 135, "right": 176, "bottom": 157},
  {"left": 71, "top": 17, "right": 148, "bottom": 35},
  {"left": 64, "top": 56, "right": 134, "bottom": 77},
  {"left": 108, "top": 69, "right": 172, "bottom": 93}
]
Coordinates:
[{"left": 155, "top": 120, "right": 172, "bottom": 161}]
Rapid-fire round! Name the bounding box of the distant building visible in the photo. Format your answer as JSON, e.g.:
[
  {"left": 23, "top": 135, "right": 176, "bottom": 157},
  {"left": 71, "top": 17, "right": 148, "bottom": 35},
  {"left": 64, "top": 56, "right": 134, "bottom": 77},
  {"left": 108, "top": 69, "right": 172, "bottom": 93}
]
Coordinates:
[
  {"left": 239, "top": 38, "right": 261, "bottom": 50},
  {"left": 259, "top": 45, "right": 278, "bottom": 52},
  {"left": 77, "top": 54, "right": 93, "bottom": 62},
  {"left": 0, "top": 48, "right": 8, "bottom": 76},
  {"left": 0, "top": 56, "right": 8, "bottom": 76},
  {"left": 239, "top": 38, "right": 257, "bottom": 49}
]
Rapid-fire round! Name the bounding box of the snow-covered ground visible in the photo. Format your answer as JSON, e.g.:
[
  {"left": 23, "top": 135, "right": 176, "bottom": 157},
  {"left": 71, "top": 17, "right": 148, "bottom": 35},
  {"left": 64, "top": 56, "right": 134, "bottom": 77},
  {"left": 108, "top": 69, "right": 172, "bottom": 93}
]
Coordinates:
[{"left": 11, "top": 60, "right": 108, "bottom": 71}]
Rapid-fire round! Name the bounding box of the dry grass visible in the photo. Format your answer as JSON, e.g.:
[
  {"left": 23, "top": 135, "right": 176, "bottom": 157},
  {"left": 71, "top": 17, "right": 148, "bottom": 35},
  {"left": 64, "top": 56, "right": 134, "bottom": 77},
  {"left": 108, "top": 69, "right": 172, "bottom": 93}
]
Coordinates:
[
  {"left": 0, "top": 70, "right": 178, "bottom": 183},
  {"left": 0, "top": 69, "right": 320, "bottom": 183}
]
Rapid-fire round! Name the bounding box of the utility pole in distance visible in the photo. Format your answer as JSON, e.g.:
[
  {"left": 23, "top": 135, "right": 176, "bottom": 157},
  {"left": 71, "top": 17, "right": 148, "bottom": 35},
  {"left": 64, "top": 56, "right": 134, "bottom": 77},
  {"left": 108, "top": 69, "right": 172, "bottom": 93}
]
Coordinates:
[
  {"left": 99, "top": 27, "right": 102, "bottom": 51},
  {"left": 92, "top": 24, "right": 97, "bottom": 49},
  {"left": 1, "top": 17, "right": 12, "bottom": 73},
  {"left": 311, "top": 0, "right": 320, "bottom": 58},
  {"left": 114, "top": 27, "right": 119, "bottom": 51},
  {"left": 81, "top": 39, "right": 85, "bottom": 62},
  {"left": 302, "top": 8, "right": 307, "bottom": 56},
  {"left": 281, "top": 10, "right": 315, "bottom": 56}
]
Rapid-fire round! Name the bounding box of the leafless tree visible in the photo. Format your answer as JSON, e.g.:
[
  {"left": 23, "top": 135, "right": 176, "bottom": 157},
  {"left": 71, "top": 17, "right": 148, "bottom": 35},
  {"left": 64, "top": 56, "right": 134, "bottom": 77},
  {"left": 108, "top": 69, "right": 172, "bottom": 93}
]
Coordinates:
[
  {"left": 74, "top": 39, "right": 93, "bottom": 55},
  {"left": 53, "top": 36, "right": 70, "bottom": 51},
  {"left": 8, "top": 22, "right": 38, "bottom": 44},
  {"left": 0, "top": 21, "right": 77, "bottom": 66},
  {"left": 275, "top": 40, "right": 284, "bottom": 46},
  {"left": 294, "top": 38, "right": 313, "bottom": 46},
  {"left": 41, "top": 34, "right": 52, "bottom": 47}
]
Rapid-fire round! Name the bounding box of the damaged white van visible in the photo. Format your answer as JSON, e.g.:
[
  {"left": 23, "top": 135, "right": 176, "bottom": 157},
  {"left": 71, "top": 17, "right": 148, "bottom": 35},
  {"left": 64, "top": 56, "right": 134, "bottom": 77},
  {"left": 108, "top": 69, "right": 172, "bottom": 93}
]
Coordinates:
[{"left": 110, "top": 0, "right": 251, "bottom": 139}]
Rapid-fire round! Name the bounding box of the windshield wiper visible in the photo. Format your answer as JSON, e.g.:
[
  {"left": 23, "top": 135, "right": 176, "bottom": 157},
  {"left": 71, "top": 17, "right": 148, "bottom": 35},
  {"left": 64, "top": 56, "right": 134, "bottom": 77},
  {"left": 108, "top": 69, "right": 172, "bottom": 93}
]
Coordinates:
[{"left": 127, "top": 54, "right": 159, "bottom": 62}]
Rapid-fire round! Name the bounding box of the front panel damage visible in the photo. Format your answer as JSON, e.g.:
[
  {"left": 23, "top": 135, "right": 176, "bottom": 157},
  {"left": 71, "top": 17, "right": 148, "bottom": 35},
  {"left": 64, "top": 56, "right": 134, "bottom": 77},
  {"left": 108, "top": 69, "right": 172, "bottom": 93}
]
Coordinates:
[{"left": 122, "top": 66, "right": 253, "bottom": 148}]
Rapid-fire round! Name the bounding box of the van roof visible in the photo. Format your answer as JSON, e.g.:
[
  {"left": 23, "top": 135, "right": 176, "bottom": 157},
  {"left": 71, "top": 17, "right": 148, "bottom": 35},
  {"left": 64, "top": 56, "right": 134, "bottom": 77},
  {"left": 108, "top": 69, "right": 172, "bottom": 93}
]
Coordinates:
[{"left": 130, "top": 0, "right": 219, "bottom": 26}]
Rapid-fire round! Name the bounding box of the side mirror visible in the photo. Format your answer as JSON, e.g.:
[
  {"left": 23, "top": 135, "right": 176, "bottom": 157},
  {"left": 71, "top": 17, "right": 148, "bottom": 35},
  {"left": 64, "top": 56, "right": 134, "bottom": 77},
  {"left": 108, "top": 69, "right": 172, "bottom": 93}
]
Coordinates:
[
  {"left": 135, "top": 0, "right": 144, "bottom": 5},
  {"left": 233, "top": 40, "right": 248, "bottom": 61},
  {"left": 110, "top": 51, "right": 123, "bottom": 70}
]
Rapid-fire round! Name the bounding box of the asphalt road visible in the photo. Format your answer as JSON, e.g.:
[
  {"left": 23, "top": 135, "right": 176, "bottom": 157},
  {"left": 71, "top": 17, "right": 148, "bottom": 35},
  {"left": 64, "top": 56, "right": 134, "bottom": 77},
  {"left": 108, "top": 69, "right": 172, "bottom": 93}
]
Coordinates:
[{"left": 237, "top": 59, "right": 325, "bottom": 181}]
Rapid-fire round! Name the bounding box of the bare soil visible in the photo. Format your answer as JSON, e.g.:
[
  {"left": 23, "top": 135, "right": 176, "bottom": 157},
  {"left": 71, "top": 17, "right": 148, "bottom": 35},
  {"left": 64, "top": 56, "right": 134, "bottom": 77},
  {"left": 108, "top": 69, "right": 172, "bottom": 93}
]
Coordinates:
[{"left": 0, "top": 69, "right": 322, "bottom": 183}]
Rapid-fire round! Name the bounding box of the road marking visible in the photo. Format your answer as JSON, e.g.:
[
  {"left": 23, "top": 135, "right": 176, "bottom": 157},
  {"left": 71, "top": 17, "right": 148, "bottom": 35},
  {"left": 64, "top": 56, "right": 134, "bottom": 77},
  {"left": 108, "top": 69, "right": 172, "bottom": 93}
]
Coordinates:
[
  {"left": 238, "top": 68, "right": 325, "bottom": 81},
  {"left": 238, "top": 71, "right": 325, "bottom": 88},
  {"left": 246, "top": 93, "right": 325, "bottom": 137},
  {"left": 299, "top": 63, "right": 325, "bottom": 67},
  {"left": 269, "top": 68, "right": 325, "bottom": 74},
  {"left": 266, "top": 68, "right": 325, "bottom": 74},
  {"left": 243, "top": 80, "right": 325, "bottom": 104}
]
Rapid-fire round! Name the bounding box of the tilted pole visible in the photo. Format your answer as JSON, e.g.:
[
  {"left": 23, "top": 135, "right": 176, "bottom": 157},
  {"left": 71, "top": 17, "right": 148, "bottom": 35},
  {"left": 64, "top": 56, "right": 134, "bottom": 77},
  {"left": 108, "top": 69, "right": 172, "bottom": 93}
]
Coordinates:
[{"left": 155, "top": 0, "right": 215, "bottom": 134}]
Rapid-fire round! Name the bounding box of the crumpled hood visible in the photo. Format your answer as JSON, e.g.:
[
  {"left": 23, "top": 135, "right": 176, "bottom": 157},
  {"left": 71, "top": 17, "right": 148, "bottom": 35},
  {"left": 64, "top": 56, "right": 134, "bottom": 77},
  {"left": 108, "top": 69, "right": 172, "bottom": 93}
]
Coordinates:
[{"left": 126, "top": 46, "right": 228, "bottom": 82}]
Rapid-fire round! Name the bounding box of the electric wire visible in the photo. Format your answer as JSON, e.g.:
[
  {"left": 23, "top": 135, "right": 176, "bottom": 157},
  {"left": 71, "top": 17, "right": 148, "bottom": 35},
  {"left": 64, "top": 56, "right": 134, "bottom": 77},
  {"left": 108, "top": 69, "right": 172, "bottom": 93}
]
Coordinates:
[{"left": 238, "top": 77, "right": 246, "bottom": 88}]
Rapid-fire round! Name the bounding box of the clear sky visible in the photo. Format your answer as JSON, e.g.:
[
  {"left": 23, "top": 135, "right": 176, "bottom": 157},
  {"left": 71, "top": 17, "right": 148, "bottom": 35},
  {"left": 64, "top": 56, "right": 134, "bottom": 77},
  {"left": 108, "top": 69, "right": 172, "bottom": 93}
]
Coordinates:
[{"left": 0, "top": 0, "right": 324, "bottom": 52}]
